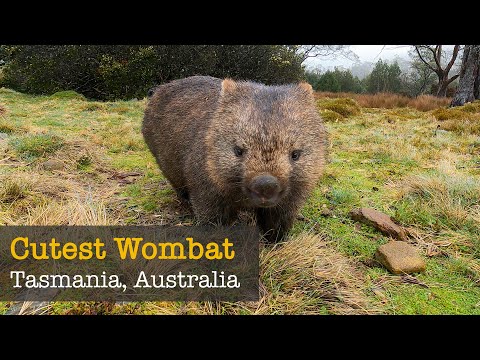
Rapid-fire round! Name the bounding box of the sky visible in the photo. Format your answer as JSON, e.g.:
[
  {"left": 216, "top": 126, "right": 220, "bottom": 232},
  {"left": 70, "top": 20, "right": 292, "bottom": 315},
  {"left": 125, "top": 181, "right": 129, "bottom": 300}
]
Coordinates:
[{"left": 305, "top": 45, "right": 412, "bottom": 70}]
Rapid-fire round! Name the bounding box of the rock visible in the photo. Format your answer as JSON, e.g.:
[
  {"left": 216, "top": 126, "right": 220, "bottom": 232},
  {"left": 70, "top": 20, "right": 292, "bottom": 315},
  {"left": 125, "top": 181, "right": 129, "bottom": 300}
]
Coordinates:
[
  {"left": 42, "top": 159, "right": 64, "bottom": 171},
  {"left": 0, "top": 132, "right": 9, "bottom": 141},
  {"left": 320, "top": 207, "right": 332, "bottom": 217},
  {"left": 350, "top": 207, "right": 408, "bottom": 241},
  {"left": 375, "top": 241, "right": 426, "bottom": 274}
]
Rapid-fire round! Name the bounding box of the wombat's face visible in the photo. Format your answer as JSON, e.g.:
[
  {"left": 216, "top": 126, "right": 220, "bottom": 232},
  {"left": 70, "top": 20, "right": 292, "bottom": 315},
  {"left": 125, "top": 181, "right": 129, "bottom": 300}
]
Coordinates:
[{"left": 206, "top": 79, "right": 327, "bottom": 208}]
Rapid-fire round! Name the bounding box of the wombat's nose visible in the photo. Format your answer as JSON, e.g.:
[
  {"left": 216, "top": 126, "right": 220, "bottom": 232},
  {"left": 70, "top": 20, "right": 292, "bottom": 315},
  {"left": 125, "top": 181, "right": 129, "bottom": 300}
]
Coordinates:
[{"left": 249, "top": 175, "right": 281, "bottom": 202}]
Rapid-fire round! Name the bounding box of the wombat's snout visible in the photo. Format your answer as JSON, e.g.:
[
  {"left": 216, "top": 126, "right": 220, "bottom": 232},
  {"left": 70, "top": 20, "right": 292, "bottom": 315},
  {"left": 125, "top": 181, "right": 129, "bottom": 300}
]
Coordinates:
[{"left": 247, "top": 174, "right": 283, "bottom": 207}]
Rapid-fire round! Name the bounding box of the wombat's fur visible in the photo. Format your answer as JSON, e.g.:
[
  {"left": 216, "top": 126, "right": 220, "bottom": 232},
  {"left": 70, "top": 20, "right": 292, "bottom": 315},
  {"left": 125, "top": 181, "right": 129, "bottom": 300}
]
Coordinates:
[{"left": 142, "top": 76, "right": 327, "bottom": 242}]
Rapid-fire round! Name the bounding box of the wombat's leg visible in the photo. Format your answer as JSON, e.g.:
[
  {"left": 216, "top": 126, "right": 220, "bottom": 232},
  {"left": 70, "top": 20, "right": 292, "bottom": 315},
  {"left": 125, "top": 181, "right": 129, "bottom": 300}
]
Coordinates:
[
  {"left": 190, "top": 193, "right": 237, "bottom": 226},
  {"left": 256, "top": 207, "right": 296, "bottom": 243},
  {"left": 175, "top": 188, "right": 190, "bottom": 203}
]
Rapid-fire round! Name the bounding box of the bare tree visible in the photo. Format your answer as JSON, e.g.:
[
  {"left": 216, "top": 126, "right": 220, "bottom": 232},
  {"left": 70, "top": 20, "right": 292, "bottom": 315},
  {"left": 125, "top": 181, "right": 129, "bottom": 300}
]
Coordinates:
[
  {"left": 450, "top": 45, "right": 480, "bottom": 107},
  {"left": 298, "top": 45, "right": 358, "bottom": 63},
  {"left": 413, "top": 45, "right": 461, "bottom": 97}
]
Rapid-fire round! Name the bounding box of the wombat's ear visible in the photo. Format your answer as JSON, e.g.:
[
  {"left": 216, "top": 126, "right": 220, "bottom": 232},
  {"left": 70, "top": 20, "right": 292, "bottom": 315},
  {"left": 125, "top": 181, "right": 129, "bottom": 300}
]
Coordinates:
[
  {"left": 297, "top": 82, "right": 314, "bottom": 98},
  {"left": 221, "top": 78, "right": 237, "bottom": 96}
]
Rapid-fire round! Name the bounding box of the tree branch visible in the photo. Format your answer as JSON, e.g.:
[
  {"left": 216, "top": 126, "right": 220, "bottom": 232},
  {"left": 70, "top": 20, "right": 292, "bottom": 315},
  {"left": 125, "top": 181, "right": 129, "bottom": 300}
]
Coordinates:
[
  {"left": 414, "top": 46, "right": 437, "bottom": 73},
  {"left": 445, "top": 45, "right": 460, "bottom": 74},
  {"left": 433, "top": 45, "right": 442, "bottom": 71},
  {"left": 446, "top": 74, "right": 460, "bottom": 85},
  {"left": 301, "top": 45, "right": 317, "bottom": 61}
]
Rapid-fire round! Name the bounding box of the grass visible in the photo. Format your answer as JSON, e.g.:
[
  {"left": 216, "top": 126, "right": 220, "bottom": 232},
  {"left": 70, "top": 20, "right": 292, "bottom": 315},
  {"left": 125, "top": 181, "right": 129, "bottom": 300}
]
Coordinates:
[
  {"left": 1, "top": 87, "right": 480, "bottom": 314},
  {"left": 317, "top": 97, "right": 361, "bottom": 121},
  {"left": 315, "top": 91, "right": 452, "bottom": 111},
  {"left": 9, "top": 133, "right": 64, "bottom": 160}
]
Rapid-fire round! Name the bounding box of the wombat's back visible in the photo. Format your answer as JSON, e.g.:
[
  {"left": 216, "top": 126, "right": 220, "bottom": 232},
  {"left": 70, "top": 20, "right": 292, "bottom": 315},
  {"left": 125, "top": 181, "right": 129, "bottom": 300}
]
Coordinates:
[{"left": 142, "top": 76, "right": 222, "bottom": 192}]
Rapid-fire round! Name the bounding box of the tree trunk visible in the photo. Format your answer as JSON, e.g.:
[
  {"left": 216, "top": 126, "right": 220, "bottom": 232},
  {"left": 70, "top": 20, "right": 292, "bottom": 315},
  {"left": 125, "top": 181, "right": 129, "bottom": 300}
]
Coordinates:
[
  {"left": 450, "top": 45, "right": 480, "bottom": 107},
  {"left": 436, "top": 75, "right": 449, "bottom": 97}
]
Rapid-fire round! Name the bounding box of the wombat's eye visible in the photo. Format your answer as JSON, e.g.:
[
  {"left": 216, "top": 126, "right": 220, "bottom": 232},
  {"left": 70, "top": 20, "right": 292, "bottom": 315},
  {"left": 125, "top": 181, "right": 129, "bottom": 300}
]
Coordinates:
[
  {"left": 291, "top": 150, "right": 302, "bottom": 161},
  {"left": 234, "top": 146, "right": 244, "bottom": 157}
]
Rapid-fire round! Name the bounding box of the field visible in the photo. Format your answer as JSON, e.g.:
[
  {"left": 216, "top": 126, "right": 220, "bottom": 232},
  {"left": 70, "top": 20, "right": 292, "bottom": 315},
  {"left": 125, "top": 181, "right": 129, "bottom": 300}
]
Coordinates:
[{"left": 1, "top": 88, "right": 479, "bottom": 314}]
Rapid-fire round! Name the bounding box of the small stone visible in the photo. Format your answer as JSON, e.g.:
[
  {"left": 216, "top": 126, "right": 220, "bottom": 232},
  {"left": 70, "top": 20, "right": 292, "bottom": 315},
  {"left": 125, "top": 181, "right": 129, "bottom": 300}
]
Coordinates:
[
  {"left": 42, "top": 159, "right": 64, "bottom": 171},
  {"left": 375, "top": 241, "right": 426, "bottom": 274},
  {"left": 0, "top": 132, "right": 9, "bottom": 141},
  {"left": 320, "top": 207, "right": 332, "bottom": 217},
  {"left": 350, "top": 207, "right": 408, "bottom": 241}
]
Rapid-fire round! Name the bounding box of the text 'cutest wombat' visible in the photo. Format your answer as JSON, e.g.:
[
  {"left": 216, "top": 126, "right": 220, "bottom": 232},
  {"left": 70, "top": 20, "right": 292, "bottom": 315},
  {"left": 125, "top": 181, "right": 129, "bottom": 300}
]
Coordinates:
[{"left": 142, "top": 76, "right": 327, "bottom": 242}]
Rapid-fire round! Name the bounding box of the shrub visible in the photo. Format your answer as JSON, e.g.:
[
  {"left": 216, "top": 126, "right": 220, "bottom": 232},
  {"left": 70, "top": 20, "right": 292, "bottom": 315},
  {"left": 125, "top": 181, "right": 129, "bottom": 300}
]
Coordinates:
[{"left": 0, "top": 45, "right": 305, "bottom": 101}]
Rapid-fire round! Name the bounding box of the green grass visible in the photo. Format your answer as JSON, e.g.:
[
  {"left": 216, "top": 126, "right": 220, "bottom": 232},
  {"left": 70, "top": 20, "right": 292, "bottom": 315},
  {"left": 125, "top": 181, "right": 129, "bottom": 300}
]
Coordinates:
[
  {"left": 9, "top": 133, "right": 64, "bottom": 160},
  {"left": 1, "top": 87, "right": 480, "bottom": 314}
]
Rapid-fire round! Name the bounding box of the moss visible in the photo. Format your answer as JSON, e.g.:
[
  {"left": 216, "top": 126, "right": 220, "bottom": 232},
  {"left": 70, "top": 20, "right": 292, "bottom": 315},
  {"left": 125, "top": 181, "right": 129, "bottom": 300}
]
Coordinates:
[
  {"left": 432, "top": 108, "right": 466, "bottom": 121},
  {"left": 439, "top": 119, "right": 480, "bottom": 135},
  {"left": 50, "top": 90, "right": 86, "bottom": 101},
  {"left": 434, "top": 101, "right": 480, "bottom": 121},
  {"left": 460, "top": 100, "right": 480, "bottom": 113},
  {"left": 320, "top": 109, "right": 345, "bottom": 122},
  {"left": 317, "top": 98, "right": 361, "bottom": 118}
]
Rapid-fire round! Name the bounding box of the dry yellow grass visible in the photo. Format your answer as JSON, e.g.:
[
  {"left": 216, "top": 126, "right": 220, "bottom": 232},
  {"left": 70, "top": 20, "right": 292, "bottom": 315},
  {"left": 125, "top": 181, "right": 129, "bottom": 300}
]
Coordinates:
[
  {"left": 315, "top": 91, "right": 451, "bottom": 111},
  {"left": 47, "top": 233, "right": 379, "bottom": 315}
]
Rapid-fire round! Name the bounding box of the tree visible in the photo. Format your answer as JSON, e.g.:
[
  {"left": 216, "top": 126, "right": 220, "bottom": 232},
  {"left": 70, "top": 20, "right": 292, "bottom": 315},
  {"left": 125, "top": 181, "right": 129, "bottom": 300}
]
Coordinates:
[
  {"left": 450, "top": 45, "right": 480, "bottom": 107},
  {"left": 402, "top": 55, "right": 437, "bottom": 97},
  {"left": 305, "top": 67, "right": 363, "bottom": 93},
  {"left": 317, "top": 71, "right": 340, "bottom": 92},
  {"left": 412, "top": 45, "right": 461, "bottom": 97},
  {"left": 332, "top": 68, "right": 363, "bottom": 93},
  {"left": 366, "top": 60, "right": 402, "bottom": 93}
]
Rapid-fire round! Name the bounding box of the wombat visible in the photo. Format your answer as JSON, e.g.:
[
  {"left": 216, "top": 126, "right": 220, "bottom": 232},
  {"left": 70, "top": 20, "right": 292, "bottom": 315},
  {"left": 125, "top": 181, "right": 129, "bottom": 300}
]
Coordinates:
[{"left": 142, "top": 76, "right": 327, "bottom": 242}]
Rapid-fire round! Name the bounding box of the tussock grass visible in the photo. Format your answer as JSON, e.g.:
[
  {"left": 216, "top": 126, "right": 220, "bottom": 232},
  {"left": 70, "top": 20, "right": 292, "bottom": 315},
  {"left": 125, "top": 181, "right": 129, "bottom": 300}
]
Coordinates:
[
  {"left": 0, "top": 120, "right": 16, "bottom": 134},
  {"left": 315, "top": 92, "right": 451, "bottom": 111},
  {"left": 256, "top": 233, "right": 377, "bottom": 314},
  {"left": 0, "top": 180, "right": 28, "bottom": 203},
  {"left": 317, "top": 98, "right": 361, "bottom": 121},
  {"left": 9, "top": 133, "right": 64, "bottom": 160},
  {"left": 50, "top": 90, "right": 86, "bottom": 101},
  {"left": 49, "top": 234, "right": 378, "bottom": 315},
  {"left": 389, "top": 171, "right": 480, "bottom": 232},
  {"left": 22, "top": 198, "right": 113, "bottom": 226},
  {"left": 432, "top": 100, "right": 480, "bottom": 135}
]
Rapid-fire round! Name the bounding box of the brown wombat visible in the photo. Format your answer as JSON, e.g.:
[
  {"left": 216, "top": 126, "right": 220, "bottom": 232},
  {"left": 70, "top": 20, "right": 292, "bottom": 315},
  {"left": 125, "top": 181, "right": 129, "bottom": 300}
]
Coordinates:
[{"left": 142, "top": 76, "right": 327, "bottom": 242}]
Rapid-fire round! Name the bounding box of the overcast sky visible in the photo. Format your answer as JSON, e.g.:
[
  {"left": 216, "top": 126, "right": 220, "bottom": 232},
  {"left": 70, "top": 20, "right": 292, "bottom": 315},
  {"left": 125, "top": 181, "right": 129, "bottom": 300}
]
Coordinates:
[{"left": 305, "top": 45, "right": 412, "bottom": 69}]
